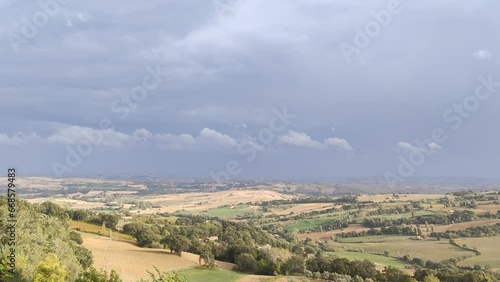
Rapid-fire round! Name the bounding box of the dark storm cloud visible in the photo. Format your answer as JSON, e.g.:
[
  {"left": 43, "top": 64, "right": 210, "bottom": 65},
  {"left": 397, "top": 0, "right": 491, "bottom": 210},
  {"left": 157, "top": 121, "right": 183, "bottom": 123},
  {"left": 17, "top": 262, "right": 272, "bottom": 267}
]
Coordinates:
[{"left": 0, "top": 0, "right": 498, "bottom": 178}]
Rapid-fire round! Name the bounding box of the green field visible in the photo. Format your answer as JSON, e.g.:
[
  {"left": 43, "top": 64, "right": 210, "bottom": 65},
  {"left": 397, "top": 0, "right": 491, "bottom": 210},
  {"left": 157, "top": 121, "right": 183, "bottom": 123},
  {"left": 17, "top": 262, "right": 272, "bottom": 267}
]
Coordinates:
[
  {"left": 329, "top": 251, "right": 411, "bottom": 269},
  {"left": 284, "top": 216, "right": 342, "bottom": 231},
  {"left": 283, "top": 209, "right": 436, "bottom": 231},
  {"left": 329, "top": 235, "right": 474, "bottom": 262},
  {"left": 354, "top": 210, "right": 436, "bottom": 223},
  {"left": 179, "top": 268, "right": 246, "bottom": 282},
  {"left": 456, "top": 236, "right": 500, "bottom": 272},
  {"left": 337, "top": 235, "right": 400, "bottom": 243}
]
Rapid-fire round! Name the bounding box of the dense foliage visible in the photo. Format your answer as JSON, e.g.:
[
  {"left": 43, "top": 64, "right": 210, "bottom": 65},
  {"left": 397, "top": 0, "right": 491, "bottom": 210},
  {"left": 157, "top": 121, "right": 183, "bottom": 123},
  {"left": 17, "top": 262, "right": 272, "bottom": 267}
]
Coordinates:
[{"left": 0, "top": 198, "right": 121, "bottom": 282}]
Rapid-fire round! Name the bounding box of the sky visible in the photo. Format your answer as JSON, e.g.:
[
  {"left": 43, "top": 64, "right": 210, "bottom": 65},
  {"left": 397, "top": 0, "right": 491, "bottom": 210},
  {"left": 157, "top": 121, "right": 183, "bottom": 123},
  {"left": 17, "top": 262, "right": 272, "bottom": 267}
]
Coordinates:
[{"left": 0, "top": 0, "right": 499, "bottom": 181}]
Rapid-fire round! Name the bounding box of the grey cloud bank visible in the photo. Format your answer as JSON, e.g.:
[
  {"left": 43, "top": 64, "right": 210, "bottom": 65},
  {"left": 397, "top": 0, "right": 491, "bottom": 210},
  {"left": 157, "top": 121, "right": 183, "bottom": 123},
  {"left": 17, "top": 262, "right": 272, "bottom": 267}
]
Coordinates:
[{"left": 0, "top": 0, "right": 499, "bottom": 179}]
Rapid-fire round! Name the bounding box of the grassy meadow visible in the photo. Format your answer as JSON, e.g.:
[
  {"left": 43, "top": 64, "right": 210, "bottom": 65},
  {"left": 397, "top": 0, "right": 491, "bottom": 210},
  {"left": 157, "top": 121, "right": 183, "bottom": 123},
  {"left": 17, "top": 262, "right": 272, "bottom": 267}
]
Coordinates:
[
  {"left": 179, "top": 268, "right": 246, "bottom": 282},
  {"left": 456, "top": 236, "right": 500, "bottom": 272},
  {"left": 329, "top": 235, "right": 475, "bottom": 262},
  {"left": 329, "top": 251, "right": 411, "bottom": 269}
]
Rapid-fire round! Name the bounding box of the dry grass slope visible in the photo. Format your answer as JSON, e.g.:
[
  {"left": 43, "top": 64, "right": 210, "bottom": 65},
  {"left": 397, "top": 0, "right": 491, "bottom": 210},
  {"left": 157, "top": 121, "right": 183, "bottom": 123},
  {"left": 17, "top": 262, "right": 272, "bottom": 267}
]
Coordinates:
[
  {"left": 81, "top": 233, "right": 198, "bottom": 281},
  {"left": 140, "top": 190, "right": 293, "bottom": 214}
]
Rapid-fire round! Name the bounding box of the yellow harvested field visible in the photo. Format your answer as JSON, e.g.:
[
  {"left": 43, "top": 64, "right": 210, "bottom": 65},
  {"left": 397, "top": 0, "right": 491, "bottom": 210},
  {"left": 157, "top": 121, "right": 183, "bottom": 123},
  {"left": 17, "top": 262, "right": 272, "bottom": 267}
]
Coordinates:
[
  {"left": 84, "top": 190, "right": 106, "bottom": 197},
  {"left": 81, "top": 233, "right": 198, "bottom": 281},
  {"left": 16, "top": 177, "right": 147, "bottom": 190},
  {"left": 139, "top": 190, "right": 293, "bottom": 214},
  {"left": 78, "top": 190, "right": 140, "bottom": 197},
  {"left": 475, "top": 204, "right": 500, "bottom": 214},
  {"left": 106, "top": 191, "right": 141, "bottom": 195},
  {"left": 27, "top": 198, "right": 107, "bottom": 209},
  {"left": 16, "top": 177, "right": 64, "bottom": 189},
  {"left": 358, "top": 194, "right": 447, "bottom": 203}
]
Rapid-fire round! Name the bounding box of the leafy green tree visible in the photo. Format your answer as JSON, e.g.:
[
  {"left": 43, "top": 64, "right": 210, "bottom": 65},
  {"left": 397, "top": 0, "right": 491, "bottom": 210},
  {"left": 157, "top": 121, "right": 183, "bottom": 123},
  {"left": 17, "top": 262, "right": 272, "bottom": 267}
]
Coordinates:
[
  {"left": 282, "top": 255, "right": 305, "bottom": 275},
  {"left": 75, "top": 266, "right": 107, "bottom": 282},
  {"left": 33, "top": 253, "right": 67, "bottom": 282},
  {"left": 353, "top": 276, "right": 364, "bottom": 282},
  {"left": 40, "top": 202, "right": 66, "bottom": 218},
  {"left": 382, "top": 266, "right": 411, "bottom": 282},
  {"left": 70, "top": 231, "right": 84, "bottom": 245},
  {"left": 462, "top": 271, "right": 497, "bottom": 282},
  {"left": 0, "top": 251, "right": 14, "bottom": 280},
  {"left": 139, "top": 267, "right": 187, "bottom": 282},
  {"left": 98, "top": 214, "right": 120, "bottom": 230},
  {"left": 69, "top": 209, "right": 90, "bottom": 221},
  {"left": 132, "top": 226, "right": 161, "bottom": 248},
  {"left": 122, "top": 222, "right": 144, "bottom": 236},
  {"left": 235, "top": 253, "right": 257, "bottom": 273},
  {"left": 161, "top": 235, "right": 190, "bottom": 255},
  {"left": 73, "top": 245, "right": 94, "bottom": 269},
  {"left": 304, "top": 245, "right": 316, "bottom": 255},
  {"left": 349, "top": 259, "right": 379, "bottom": 280},
  {"left": 412, "top": 257, "right": 425, "bottom": 267},
  {"left": 76, "top": 267, "right": 123, "bottom": 282},
  {"left": 414, "top": 269, "right": 437, "bottom": 281},
  {"left": 199, "top": 252, "right": 216, "bottom": 269},
  {"left": 423, "top": 274, "right": 440, "bottom": 282},
  {"left": 109, "top": 270, "right": 123, "bottom": 282}
]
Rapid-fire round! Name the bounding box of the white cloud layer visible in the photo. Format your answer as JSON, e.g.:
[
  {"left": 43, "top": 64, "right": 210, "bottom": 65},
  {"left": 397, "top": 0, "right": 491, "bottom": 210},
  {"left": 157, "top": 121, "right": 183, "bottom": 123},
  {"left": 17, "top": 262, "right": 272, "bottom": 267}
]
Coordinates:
[
  {"left": 279, "top": 131, "right": 353, "bottom": 151},
  {"left": 397, "top": 142, "right": 423, "bottom": 153},
  {"left": 47, "top": 126, "right": 130, "bottom": 147},
  {"left": 473, "top": 49, "right": 492, "bottom": 59},
  {"left": 279, "top": 131, "right": 326, "bottom": 149},
  {"left": 78, "top": 12, "right": 93, "bottom": 22},
  {"left": 1, "top": 126, "right": 354, "bottom": 153},
  {"left": 0, "top": 132, "right": 42, "bottom": 146},
  {"left": 398, "top": 141, "right": 442, "bottom": 153},
  {"left": 427, "top": 142, "right": 442, "bottom": 151},
  {"left": 325, "top": 137, "right": 353, "bottom": 151},
  {"left": 133, "top": 127, "right": 237, "bottom": 150}
]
